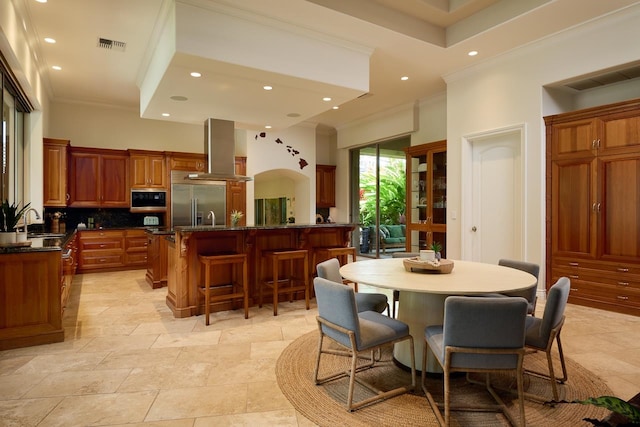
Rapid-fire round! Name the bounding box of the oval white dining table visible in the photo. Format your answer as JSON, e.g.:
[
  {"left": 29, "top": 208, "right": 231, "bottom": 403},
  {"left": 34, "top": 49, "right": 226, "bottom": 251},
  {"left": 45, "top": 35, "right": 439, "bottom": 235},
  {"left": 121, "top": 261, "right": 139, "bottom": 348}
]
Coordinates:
[{"left": 339, "top": 258, "right": 537, "bottom": 372}]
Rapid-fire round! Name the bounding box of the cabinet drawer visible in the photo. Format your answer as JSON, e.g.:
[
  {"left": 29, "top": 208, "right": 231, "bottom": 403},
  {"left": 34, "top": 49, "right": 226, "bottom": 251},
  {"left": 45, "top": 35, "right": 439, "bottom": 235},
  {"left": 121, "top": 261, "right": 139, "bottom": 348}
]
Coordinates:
[
  {"left": 126, "top": 252, "right": 148, "bottom": 266},
  {"left": 79, "top": 230, "right": 124, "bottom": 239},
  {"left": 565, "top": 280, "right": 640, "bottom": 308},
  {"left": 80, "top": 253, "right": 124, "bottom": 268},
  {"left": 80, "top": 240, "right": 123, "bottom": 251},
  {"left": 553, "top": 257, "right": 640, "bottom": 276},
  {"left": 126, "top": 237, "right": 148, "bottom": 252},
  {"left": 553, "top": 267, "right": 640, "bottom": 291}
]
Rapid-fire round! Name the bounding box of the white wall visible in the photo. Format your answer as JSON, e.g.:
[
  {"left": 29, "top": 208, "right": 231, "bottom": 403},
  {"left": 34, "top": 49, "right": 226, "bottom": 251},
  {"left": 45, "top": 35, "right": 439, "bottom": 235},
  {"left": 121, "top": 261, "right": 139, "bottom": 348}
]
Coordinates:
[
  {"left": 49, "top": 102, "right": 203, "bottom": 152},
  {"left": 444, "top": 4, "right": 640, "bottom": 285},
  {"left": 244, "top": 125, "right": 316, "bottom": 225}
]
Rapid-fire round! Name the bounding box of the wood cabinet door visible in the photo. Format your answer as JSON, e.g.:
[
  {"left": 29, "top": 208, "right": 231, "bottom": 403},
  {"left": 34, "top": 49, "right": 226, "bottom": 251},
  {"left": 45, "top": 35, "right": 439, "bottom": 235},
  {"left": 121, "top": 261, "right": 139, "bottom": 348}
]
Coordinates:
[
  {"left": 316, "top": 165, "right": 336, "bottom": 207},
  {"left": 550, "top": 118, "right": 598, "bottom": 160},
  {"left": 130, "top": 154, "right": 166, "bottom": 188},
  {"left": 226, "top": 157, "right": 246, "bottom": 225},
  {"left": 598, "top": 153, "right": 640, "bottom": 263},
  {"left": 100, "top": 154, "right": 129, "bottom": 207},
  {"left": 69, "top": 151, "right": 100, "bottom": 206},
  {"left": 169, "top": 154, "right": 206, "bottom": 171},
  {"left": 551, "top": 156, "right": 598, "bottom": 259},
  {"left": 43, "top": 139, "right": 69, "bottom": 207},
  {"left": 601, "top": 111, "right": 640, "bottom": 155}
]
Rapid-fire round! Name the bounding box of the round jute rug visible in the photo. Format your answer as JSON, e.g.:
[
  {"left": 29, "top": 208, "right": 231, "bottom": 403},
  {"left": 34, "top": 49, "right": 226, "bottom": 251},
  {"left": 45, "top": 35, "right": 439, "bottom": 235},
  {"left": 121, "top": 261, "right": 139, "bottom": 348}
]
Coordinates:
[{"left": 276, "top": 331, "right": 612, "bottom": 427}]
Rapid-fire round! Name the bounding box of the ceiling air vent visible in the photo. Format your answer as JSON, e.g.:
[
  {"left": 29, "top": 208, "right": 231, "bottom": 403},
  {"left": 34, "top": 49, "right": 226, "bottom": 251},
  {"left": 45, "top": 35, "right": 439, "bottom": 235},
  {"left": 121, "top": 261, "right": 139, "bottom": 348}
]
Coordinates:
[
  {"left": 97, "top": 37, "right": 126, "bottom": 52},
  {"left": 564, "top": 65, "right": 640, "bottom": 91}
]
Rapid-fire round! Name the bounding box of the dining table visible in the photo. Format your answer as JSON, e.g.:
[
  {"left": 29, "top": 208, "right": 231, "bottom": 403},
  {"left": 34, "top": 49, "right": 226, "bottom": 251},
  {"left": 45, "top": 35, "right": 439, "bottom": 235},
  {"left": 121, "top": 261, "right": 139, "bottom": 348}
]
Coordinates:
[{"left": 339, "top": 258, "right": 538, "bottom": 373}]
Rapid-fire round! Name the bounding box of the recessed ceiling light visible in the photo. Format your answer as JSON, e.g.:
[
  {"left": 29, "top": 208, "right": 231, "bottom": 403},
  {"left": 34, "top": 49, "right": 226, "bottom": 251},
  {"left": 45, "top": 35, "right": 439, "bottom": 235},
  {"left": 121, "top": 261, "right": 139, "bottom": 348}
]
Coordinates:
[
  {"left": 265, "top": 125, "right": 272, "bottom": 129},
  {"left": 332, "top": 106, "right": 339, "bottom": 110},
  {"left": 323, "top": 97, "right": 332, "bottom": 102},
  {"left": 35, "top": 0, "right": 47, "bottom": 3},
  {"left": 162, "top": 113, "right": 170, "bottom": 117},
  {"left": 468, "top": 50, "right": 478, "bottom": 56},
  {"left": 51, "top": 65, "right": 62, "bottom": 71},
  {"left": 263, "top": 85, "right": 273, "bottom": 91},
  {"left": 190, "top": 72, "right": 201, "bottom": 78},
  {"left": 401, "top": 76, "right": 409, "bottom": 81},
  {"left": 44, "top": 37, "right": 56, "bottom": 44},
  {"left": 170, "top": 95, "right": 188, "bottom": 101}
]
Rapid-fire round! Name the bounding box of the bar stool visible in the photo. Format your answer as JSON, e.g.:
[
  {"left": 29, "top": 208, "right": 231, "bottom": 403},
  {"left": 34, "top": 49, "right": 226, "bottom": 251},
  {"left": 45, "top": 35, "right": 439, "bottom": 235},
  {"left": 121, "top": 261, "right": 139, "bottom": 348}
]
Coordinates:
[
  {"left": 259, "top": 249, "right": 310, "bottom": 316},
  {"left": 313, "top": 246, "right": 358, "bottom": 290},
  {"left": 198, "top": 253, "right": 249, "bottom": 326}
]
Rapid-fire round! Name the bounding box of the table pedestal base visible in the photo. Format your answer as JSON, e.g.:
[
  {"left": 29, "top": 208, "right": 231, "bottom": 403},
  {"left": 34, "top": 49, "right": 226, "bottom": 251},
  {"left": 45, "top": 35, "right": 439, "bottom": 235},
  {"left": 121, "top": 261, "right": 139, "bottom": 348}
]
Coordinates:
[{"left": 394, "top": 291, "right": 446, "bottom": 373}]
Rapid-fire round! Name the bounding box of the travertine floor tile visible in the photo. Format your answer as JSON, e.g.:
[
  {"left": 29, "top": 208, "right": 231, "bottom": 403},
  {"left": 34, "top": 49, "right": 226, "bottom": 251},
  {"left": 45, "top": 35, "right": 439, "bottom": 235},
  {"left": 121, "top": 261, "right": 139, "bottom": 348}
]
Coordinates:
[
  {"left": 24, "top": 368, "right": 131, "bottom": 397},
  {"left": 145, "top": 384, "right": 247, "bottom": 421},
  {"left": 0, "top": 397, "right": 63, "bottom": 427},
  {"left": 193, "top": 409, "right": 299, "bottom": 426}
]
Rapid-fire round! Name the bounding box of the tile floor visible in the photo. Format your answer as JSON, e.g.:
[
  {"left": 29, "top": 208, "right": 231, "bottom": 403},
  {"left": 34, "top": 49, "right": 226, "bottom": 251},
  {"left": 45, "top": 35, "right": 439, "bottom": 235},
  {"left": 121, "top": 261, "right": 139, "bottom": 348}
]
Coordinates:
[{"left": 1, "top": 269, "right": 639, "bottom": 426}]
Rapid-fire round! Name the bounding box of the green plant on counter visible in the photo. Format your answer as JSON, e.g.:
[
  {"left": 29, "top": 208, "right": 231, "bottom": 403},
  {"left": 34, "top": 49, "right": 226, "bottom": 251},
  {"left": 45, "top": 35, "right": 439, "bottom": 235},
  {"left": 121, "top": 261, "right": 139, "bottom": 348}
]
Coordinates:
[
  {"left": 430, "top": 241, "right": 442, "bottom": 253},
  {"left": 0, "top": 200, "right": 31, "bottom": 232},
  {"left": 230, "top": 210, "right": 244, "bottom": 226}
]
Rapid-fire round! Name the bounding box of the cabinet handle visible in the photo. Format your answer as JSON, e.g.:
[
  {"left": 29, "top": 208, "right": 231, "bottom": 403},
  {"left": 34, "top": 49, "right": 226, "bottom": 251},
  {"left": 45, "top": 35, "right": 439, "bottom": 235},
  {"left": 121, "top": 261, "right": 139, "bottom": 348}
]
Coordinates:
[
  {"left": 596, "top": 139, "right": 601, "bottom": 149},
  {"left": 571, "top": 287, "right": 578, "bottom": 292},
  {"left": 569, "top": 275, "right": 579, "bottom": 279},
  {"left": 597, "top": 203, "right": 601, "bottom": 212},
  {"left": 618, "top": 282, "right": 629, "bottom": 286},
  {"left": 569, "top": 262, "right": 579, "bottom": 266},
  {"left": 100, "top": 258, "right": 107, "bottom": 263},
  {"left": 617, "top": 267, "right": 629, "bottom": 272},
  {"left": 100, "top": 244, "right": 106, "bottom": 248},
  {"left": 592, "top": 203, "right": 596, "bottom": 212},
  {"left": 616, "top": 295, "right": 629, "bottom": 301},
  {"left": 66, "top": 193, "right": 70, "bottom": 201}
]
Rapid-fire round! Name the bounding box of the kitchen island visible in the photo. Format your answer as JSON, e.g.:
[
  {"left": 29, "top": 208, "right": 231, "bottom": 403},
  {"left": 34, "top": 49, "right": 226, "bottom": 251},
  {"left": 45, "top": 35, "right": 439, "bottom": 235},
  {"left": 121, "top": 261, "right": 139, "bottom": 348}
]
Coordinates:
[{"left": 166, "top": 223, "right": 355, "bottom": 318}]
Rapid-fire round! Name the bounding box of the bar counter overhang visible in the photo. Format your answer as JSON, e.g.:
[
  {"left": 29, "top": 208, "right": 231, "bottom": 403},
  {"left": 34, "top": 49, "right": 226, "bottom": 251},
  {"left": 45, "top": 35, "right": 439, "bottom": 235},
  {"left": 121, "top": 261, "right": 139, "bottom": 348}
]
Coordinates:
[{"left": 166, "top": 223, "right": 356, "bottom": 318}]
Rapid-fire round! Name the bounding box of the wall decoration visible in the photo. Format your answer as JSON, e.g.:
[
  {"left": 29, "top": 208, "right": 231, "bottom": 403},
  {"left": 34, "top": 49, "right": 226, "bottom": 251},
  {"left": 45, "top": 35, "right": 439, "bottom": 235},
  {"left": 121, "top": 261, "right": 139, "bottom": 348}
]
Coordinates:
[{"left": 255, "top": 133, "right": 308, "bottom": 170}]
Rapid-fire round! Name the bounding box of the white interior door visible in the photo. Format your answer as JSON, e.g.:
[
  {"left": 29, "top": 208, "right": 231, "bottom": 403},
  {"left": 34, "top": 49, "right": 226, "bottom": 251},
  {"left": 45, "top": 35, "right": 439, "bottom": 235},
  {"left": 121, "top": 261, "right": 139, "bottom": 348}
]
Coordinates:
[{"left": 468, "top": 128, "right": 524, "bottom": 263}]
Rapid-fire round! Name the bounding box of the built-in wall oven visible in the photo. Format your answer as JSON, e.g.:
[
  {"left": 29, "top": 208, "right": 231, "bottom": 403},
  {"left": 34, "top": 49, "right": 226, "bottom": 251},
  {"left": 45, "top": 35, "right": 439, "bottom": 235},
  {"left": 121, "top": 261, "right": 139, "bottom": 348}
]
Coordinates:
[{"left": 130, "top": 190, "right": 167, "bottom": 213}]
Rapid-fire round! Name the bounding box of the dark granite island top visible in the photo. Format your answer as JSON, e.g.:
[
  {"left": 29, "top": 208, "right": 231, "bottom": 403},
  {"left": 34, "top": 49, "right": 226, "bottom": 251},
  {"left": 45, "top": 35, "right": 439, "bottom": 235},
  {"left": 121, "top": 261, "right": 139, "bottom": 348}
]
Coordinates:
[{"left": 166, "top": 223, "right": 356, "bottom": 318}]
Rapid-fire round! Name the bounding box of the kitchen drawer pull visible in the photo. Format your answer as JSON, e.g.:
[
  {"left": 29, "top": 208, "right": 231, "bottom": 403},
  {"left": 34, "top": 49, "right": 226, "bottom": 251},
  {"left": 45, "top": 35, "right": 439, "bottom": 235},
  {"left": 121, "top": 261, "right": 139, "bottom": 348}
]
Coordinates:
[
  {"left": 100, "top": 258, "right": 107, "bottom": 262},
  {"left": 571, "top": 288, "right": 578, "bottom": 292},
  {"left": 618, "top": 282, "right": 629, "bottom": 286},
  {"left": 569, "top": 275, "right": 579, "bottom": 279},
  {"left": 569, "top": 262, "right": 579, "bottom": 267},
  {"left": 617, "top": 267, "right": 629, "bottom": 272},
  {"left": 100, "top": 244, "right": 106, "bottom": 248},
  {"left": 616, "top": 296, "right": 629, "bottom": 301}
]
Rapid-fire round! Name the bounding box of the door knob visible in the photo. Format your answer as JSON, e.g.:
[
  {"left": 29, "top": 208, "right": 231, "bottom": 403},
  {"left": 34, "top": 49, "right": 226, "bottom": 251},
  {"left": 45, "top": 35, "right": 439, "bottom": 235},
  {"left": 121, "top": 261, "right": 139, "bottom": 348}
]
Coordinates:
[{"left": 471, "top": 226, "right": 477, "bottom": 232}]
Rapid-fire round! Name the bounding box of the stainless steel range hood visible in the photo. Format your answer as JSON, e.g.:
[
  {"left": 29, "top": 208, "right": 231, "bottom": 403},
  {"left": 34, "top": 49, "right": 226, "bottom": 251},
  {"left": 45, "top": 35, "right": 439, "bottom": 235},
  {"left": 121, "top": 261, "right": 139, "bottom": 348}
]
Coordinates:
[{"left": 186, "top": 118, "right": 252, "bottom": 182}]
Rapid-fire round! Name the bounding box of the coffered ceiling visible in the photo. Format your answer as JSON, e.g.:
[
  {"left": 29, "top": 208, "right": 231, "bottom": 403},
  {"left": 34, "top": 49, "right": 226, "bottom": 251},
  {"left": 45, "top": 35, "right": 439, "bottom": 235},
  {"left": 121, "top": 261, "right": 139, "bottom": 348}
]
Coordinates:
[{"left": 19, "top": 0, "right": 640, "bottom": 130}]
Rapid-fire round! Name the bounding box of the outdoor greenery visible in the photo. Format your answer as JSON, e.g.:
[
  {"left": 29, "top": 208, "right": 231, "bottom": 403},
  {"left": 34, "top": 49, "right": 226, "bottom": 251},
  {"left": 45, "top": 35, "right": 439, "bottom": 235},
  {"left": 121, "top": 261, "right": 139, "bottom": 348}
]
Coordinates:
[{"left": 359, "top": 158, "right": 406, "bottom": 226}]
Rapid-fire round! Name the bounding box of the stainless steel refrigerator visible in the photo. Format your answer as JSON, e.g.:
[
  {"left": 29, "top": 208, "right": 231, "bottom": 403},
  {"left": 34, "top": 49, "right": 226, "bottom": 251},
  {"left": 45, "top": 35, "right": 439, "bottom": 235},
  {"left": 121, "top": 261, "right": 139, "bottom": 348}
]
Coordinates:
[{"left": 171, "top": 171, "right": 226, "bottom": 227}]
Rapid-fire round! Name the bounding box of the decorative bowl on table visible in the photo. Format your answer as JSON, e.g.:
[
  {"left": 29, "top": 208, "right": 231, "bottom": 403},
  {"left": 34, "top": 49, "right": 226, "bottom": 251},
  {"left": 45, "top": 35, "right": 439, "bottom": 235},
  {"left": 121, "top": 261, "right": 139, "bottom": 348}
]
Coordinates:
[{"left": 402, "top": 257, "right": 454, "bottom": 274}]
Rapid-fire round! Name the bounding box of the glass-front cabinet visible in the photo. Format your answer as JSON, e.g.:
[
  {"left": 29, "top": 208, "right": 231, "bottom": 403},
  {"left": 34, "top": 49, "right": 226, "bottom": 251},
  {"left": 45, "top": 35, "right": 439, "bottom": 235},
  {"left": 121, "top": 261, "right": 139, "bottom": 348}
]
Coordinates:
[{"left": 405, "top": 140, "right": 447, "bottom": 256}]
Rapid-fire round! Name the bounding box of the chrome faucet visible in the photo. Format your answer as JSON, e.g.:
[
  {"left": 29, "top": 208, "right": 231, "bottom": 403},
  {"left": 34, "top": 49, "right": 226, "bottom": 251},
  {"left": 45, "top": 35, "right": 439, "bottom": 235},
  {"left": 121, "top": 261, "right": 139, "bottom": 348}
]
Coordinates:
[
  {"left": 23, "top": 208, "right": 41, "bottom": 235},
  {"left": 207, "top": 210, "right": 215, "bottom": 226}
]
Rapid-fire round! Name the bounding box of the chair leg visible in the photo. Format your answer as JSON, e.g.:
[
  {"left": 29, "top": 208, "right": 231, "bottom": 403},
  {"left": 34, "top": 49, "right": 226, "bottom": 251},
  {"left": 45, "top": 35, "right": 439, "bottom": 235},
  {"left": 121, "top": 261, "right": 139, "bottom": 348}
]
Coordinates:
[
  {"left": 555, "top": 333, "right": 568, "bottom": 383},
  {"left": 346, "top": 346, "right": 359, "bottom": 411}
]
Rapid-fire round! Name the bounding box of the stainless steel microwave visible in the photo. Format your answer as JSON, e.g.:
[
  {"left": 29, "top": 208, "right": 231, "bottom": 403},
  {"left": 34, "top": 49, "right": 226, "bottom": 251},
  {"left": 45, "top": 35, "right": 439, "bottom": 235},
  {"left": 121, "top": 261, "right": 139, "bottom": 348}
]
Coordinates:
[{"left": 130, "top": 190, "right": 167, "bottom": 212}]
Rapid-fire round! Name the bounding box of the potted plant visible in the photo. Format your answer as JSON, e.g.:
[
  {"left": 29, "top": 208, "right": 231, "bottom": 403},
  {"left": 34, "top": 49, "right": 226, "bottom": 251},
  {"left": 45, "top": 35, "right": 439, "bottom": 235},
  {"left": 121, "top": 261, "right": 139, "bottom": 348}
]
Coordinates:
[
  {"left": 230, "top": 210, "right": 244, "bottom": 227},
  {"left": 430, "top": 241, "right": 443, "bottom": 260},
  {"left": 0, "top": 200, "right": 31, "bottom": 244}
]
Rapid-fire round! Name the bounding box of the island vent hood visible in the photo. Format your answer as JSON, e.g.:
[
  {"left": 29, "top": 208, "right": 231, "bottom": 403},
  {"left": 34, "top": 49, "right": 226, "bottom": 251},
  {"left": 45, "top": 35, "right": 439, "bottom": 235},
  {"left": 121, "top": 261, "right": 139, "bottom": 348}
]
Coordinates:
[{"left": 186, "top": 118, "right": 253, "bottom": 182}]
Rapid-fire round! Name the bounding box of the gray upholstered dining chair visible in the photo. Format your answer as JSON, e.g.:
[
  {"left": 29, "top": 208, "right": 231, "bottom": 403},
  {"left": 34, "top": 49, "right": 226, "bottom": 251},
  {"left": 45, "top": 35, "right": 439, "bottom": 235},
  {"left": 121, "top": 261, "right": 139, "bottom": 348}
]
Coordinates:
[
  {"left": 422, "top": 296, "right": 528, "bottom": 426},
  {"left": 313, "top": 277, "right": 416, "bottom": 411},
  {"left": 498, "top": 259, "right": 540, "bottom": 314},
  {"left": 316, "top": 258, "right": 389, "bottom": 315},
  {"left": 524, "top": 276, "right": 570, "bottom": 401},
  {"left": 480, "top": 259, "right": 539, "bottom": 315},
  {"left": 390, "top": 252, "right": 419, "bottom": 318}
]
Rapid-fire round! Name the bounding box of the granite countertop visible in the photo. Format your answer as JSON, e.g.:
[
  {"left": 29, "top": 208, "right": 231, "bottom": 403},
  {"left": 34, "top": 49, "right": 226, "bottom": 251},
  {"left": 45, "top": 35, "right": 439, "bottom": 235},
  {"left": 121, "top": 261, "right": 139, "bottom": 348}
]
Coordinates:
[{"left": 173, "top": 223, "right": 355, "bottom": 233}]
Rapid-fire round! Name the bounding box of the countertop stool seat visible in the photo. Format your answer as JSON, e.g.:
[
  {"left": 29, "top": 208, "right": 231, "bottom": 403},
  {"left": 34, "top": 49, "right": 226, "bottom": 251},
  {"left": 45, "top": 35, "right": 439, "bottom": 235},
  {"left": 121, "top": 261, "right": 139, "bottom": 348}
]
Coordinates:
[
  {"left": 198, "top": 253, "right": 249, "bottom": 326},
  {"left": 259, "top": 249, "right": 310, "bottom": 316},
  {"left": 313, "top": 246, "right": 358, "bottom": 290}
]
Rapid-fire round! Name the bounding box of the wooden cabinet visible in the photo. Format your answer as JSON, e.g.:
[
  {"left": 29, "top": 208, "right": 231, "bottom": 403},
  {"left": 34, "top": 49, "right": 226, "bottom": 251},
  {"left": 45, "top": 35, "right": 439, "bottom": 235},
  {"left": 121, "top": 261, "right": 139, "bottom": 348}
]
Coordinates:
[
  {"left": 167, "top": 152, "right": 207, "bottom": 171},
  {"left": 43, "top": 138, "right": 69, "bottom": 207},
  {"left": 129, "top": 150, "right": 166, "bottom": 189},
  {"left": 545, "top": 98, "right": 640, "bottom": 316},
  {"left": 124, "top": 229, "right": 148, "bottom": 267},
  {"left": 145, "top": 231, "right": 169, "bottom": 289},
  {"left": 405, "top": 140, "right": 447, "bottom": 254},
  {"left": 68, "top": 148, "right": 129, "bottom": 207},
  {"left": 0, "top": 250, "right": 63, "bottom": 350},
  {"left": 227, "top": 157, "right": 247, "bottom": 225},
  {"left": 77, "top": 230, "right": 125, "bottom": 272},
  {"left": 316, "top": 165, "right": 336, "bottom": 208}
]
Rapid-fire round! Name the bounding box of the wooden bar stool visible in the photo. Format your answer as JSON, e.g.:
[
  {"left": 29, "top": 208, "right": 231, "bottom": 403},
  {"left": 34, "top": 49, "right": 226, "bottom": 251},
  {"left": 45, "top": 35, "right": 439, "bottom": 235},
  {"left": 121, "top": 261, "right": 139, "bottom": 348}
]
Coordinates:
[
  {"left": 259, "top": 249, "right": 309, "bottom": 316},
  {"left": 198, "top": 253, "right": 249, "bottom": 326},
  {"left": 313, "top": 246, "right": 358, "bottom": 290}
]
